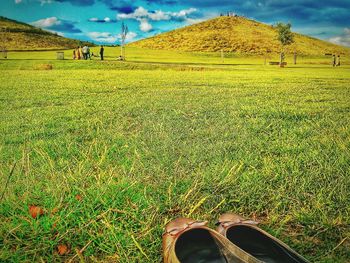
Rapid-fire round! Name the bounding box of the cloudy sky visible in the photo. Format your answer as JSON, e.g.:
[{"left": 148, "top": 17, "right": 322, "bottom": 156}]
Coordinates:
[{"left": 1, "top": 0, "right": 350, "bottom": 46}]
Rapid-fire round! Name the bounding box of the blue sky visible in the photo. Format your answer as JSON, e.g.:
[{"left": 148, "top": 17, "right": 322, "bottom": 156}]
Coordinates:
[{"left": 1, "top": 0, "right": 350, "bottom": 46}]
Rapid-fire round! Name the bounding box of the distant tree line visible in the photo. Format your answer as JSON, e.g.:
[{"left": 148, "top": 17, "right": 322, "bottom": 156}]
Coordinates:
[
  {"left": 0, "top": 16, "right": 36, "bottom": 28},
  {"left": 3, "top": 28, "right": 55, "bottom": 35}
]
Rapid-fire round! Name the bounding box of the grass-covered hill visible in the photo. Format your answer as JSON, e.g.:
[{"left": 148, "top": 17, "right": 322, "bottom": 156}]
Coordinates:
[
  {"left": 0, "top": 16, "right": 93, "bottom": 51},
  {"left": 130, "top": 16, "right": 350, "bottom": 55}
]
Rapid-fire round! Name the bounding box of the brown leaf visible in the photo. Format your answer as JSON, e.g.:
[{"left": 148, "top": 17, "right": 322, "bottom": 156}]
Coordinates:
[
  {"left": 29, "top": 205, "right": 44, "bottom": 219},
  {"left": 51, "top": 207, "right": 59, "bottom": 214},
  {"left": 75, "top": 194, "right": 82, "bottom": 201},
  {"left": 57, "top": 244, "right": 69, "bottom": 255}
]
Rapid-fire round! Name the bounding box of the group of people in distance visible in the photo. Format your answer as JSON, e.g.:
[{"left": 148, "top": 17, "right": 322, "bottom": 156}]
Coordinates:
[
  {"left": 73, "top": 45, "right": 104, "bottom": 60},
  {"left": 333, "top": 54, "right": 341, "bottom": 67}
]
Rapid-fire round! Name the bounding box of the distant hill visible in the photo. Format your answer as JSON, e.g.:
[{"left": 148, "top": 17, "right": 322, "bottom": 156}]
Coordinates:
[
  {"left": 130, "top": 16, "right": 350, "bottom": 55},
  {"left": 0, "top": 16, "right": 94, "bottom": 50}
]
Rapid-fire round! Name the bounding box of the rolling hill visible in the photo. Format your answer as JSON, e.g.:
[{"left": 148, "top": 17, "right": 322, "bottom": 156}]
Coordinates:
[
  {"left": 0, "top": 16, "right": 93, "bottom": 51},
  {"left": 130, "top": 16, "right": 350, "bottom": 55}
]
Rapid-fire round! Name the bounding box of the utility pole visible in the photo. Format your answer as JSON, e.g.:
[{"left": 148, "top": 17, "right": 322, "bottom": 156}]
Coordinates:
[{"left": 120, "top": 22, "right": 128, "bottom": 60}]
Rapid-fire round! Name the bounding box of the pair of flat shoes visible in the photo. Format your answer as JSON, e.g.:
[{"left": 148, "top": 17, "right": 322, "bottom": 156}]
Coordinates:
[{"left": 163, "top": 213, "right": 309, "bottom": 263}]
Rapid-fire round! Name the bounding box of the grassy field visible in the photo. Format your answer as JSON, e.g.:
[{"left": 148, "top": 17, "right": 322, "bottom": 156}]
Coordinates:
[
  {"left": 0, "top": 48, "right": 350, "bottom": 262},
  {"left": 5, "top": 46, "right": 350, "bottom": 66}
]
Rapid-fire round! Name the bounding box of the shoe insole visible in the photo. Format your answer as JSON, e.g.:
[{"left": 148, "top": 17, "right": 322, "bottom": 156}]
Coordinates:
[
  {"left": 226, "top": 225, "right": 307, "bottom": 263},
  {"left": 175, "top": 228, "right": 227, "bottom": 263}
]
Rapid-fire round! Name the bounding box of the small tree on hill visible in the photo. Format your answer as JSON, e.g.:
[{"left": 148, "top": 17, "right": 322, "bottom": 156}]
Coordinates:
[{"left": 276, "top": 22, "right": 294, "bottom": 67}]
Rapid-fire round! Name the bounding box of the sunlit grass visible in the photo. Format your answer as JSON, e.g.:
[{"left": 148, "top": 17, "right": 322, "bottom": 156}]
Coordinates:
[
  {"left": 3, "top": 46, "right": 350, "bottom": 69},
  {"left": 129, "top": 16, "right": 350, "bottom": 56},
  {"left": 0, "top": 49, "right": 349, "bottom": 262}
]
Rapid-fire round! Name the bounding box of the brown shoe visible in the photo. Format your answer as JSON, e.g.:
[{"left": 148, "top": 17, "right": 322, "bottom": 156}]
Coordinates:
[
  {"left": 162, "top": 217, "right": 263, "bottom": 263},
  {"left": 217, "top": 213, "right": 310, "bottom": 263}
]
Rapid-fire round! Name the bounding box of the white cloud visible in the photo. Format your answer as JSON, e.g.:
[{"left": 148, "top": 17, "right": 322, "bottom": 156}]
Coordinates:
[
  {"left": 148, "top": 10, "right": 171, "bottom": 21},
  {"left": 124, "top": 32, "right": 137, "bottom": 42},
  {"left": 117, "top": 7, "right": 197, "bottom": 34},
  {"left": 47, "top": 30, "right": 65, "bottom": 36},
  {"left": 139, "top": 19, "right": 152, "bottom": 32},
  {"left": 15, "top": 0, "right": 22, "bottom": 3},
  {"left": 171, "top": 8, "right": 197, "bottom": 20},
  {"left": 133, "top": 6, "right": 149, "bottom": 17},
  {"left": 40, "top": 0, "right": 53, "bottom": 4},
  {"left": 329, "top": 28, "right": 350, "bottom": 47},
  {"left": 185, "top": 18, "right": 204, "bottom": 25},
  {"left": 329, "top": 36, "right": 350, "bottom": 47},
  {"left": 87, "top": 31, "right": 137, "bottom": 43},
  {"left": 87, "top": 32, "right": 118, "bottom": 43},
  {"left": 88, "top": 17, "right": 114, "bottom": 23},
  {"left": 117, "top": 6, "right": 197, "bottom": 22},
  {"left": 32, "top": 17, "right": 61, "bottom": 28}
]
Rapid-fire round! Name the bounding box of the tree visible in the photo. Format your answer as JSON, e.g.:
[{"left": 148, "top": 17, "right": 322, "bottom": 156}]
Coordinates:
[
  {"left": 276, "top": 22, "right": 294, "bottom": 67},
  {"left": 120, "top": 22, "right": 128, "bottom": 60}
]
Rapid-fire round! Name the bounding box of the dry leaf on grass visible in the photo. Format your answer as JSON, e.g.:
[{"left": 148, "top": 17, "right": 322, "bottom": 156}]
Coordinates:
[
  {"left": 51, "top": 207, "right": 59, "bottom": 214},
  {"left": 75, "top": 194, "right": 82, "bottom": 201},
  {"left": 57, "top": 244, "right": 69, "bottom": 255},
  {"left": 29, "top": 205, "right": 44, "bottom": 219}
]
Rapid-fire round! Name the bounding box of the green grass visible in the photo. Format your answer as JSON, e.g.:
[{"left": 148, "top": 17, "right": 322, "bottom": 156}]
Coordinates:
[
  {"left": 0, "top": 49, "right": 350, "bottom": 262},
  {"left": 5, "top": 46, "right": 350, "bottom": 67}
]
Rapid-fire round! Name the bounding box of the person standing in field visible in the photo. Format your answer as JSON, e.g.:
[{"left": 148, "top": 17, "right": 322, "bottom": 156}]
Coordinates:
[
  {"left": 337, "top": 55, "right": 340, "bottom": 66},
  {"left": 333, "top": 54, "right": 336, "bottom": 67},
  {"left": 100, "top": 45, "right": 104, "bottom": 60},
  {"left": 87, "top": 46, "right": 91, "bottom": 60},
  {"left": 77, "top": 46, "right": 81, "bottom": 60},
  {"left": 79, "top": 46, "right": 83, "bottom": 60},
  {"left": 73, "top": 49, "right": 76, "bottom": 60},
  {"left": 82, "top": 46, "right": 86, "bottom": 60},
  {"left": 82, "top": 45, "right": 88, "bottom": 60}
]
